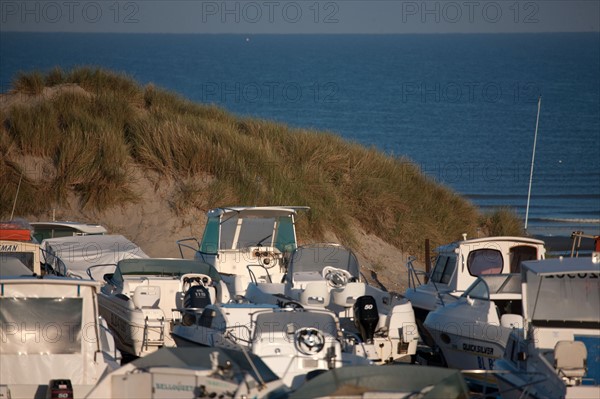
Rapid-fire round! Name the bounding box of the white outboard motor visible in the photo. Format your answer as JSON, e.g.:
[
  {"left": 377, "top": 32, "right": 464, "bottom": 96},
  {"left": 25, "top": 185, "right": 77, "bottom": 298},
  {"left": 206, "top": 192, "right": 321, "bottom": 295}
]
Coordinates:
[{"left": 353, "top": 295, "right": 379, "bottom": 343}]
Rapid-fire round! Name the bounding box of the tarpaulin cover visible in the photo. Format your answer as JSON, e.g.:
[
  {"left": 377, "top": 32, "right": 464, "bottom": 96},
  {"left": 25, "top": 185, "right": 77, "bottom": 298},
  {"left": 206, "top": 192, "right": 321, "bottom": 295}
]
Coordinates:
[{"left": 41, "top": 234, "right": 149, "bottom": 279}]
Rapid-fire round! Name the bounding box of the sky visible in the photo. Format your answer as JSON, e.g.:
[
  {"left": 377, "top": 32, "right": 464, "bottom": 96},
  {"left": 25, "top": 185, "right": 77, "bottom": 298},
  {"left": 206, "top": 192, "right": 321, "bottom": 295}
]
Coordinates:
[{"left": 0, "top": 0, "right": 598, "bottom": 33}]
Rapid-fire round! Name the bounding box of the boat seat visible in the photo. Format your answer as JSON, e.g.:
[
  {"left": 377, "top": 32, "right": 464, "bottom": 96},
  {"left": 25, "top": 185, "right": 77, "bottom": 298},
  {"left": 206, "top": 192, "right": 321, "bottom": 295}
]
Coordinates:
[
  {"left": 500, "top": 314, "right": 523, "bottom": 329},
  {"left": 554, "top": 340, "right": 587, "bottom": 382},
  {"left": 332, "top": 282, "right": 366, "bottom": 307},
  {"left": 132, "top": 285, "right": 161, "bottom": 309},
  {"left": 300, "top": 282, "right": 330, "bottom": 307}
]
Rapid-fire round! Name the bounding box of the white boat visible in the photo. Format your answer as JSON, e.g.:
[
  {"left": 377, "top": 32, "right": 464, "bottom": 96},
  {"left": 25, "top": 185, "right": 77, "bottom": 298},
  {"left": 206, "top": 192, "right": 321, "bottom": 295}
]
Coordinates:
[
  {"left": 288, "top": 364, "right": 470, "bottom": 399},
  {"left": 40, "top": 234, "right": 149, "bottom": 280},
  {"left": 85, "top": 346, "right": 288, "bottom": 399},
  {"left": 30, "top": 221, "right": 107, "bottom": 242},
  {"left": 1, "top": 219, "right": 60, "bottom": 276},
  {"left": 97, "top": 258, "right": 230, "bottom": 357},
  {"left": 404, "top": 236, "right": 545, "bottom": 341},
  {"left": 423, "top": 273, "right": 523, "bottom": 387},
  {"left": 493, "top": 254, "right": 600, "bottom": 398},
  {"left": 177, "top": 206, "right": 308, "bottom": 297},
  {"left": 0, "top": 276, "right": 120, "bottom": 399},
  {"left": 172, "top": 306, "right": 371, "bottom": 389},
  {"left": 245, "top": 243, "right": 420, "bottom": 364}
]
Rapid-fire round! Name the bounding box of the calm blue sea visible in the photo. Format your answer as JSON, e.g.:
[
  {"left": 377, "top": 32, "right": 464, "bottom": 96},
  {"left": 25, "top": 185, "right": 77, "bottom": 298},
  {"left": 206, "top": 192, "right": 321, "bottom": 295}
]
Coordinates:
[{"left": 1, "top": 33, "right": 599, "bottom": 238}]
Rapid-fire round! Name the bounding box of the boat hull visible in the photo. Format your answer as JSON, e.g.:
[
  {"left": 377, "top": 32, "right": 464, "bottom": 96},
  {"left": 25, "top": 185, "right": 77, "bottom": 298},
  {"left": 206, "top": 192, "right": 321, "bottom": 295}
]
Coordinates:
[{"left": 98, "top": 294, "right": 173, "bottom": 357}]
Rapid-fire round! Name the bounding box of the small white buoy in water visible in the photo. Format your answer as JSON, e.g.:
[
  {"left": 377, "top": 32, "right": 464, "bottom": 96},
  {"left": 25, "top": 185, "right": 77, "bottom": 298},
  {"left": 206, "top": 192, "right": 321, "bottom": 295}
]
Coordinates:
[{"left": 245, "top": 37, "right": 250, "bottom": 42}]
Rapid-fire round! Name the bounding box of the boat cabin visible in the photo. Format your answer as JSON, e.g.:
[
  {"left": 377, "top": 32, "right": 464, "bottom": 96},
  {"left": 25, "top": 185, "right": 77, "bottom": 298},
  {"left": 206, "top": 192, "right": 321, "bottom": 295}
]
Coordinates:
[
  {"left": 0, "top": 220, "right": 43, "bottom": 275},
  {"left": 0, "top": 277, "right": 119, "bottom": 398},
  {"left": 406, "top": 236, "right": 546, "bottom": 315}
]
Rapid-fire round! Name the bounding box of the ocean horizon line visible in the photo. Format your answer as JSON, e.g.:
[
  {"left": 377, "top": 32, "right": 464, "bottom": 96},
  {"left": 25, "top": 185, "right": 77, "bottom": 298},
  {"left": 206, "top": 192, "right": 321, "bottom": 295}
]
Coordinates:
[{"left": 2, "top": 31, "right": 599, "bottom": 36}]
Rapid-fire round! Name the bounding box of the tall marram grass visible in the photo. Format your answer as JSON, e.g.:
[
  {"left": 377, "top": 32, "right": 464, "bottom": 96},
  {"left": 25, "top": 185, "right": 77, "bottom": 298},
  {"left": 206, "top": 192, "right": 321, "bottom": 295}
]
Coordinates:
[{"left": 1, "top": 67, "right": 523, "bottom": 257}]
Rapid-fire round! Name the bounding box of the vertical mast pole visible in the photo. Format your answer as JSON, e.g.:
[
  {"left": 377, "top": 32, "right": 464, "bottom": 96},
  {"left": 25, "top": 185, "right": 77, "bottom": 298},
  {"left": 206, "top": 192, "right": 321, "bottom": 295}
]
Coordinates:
[{"left": 525, "top": 96, "right": 541, "bottom": 232}]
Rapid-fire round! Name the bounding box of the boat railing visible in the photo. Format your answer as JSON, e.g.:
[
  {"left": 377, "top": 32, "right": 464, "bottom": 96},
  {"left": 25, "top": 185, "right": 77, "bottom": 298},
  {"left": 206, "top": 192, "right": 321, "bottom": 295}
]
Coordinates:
[
  {"left": 39, "top": 246, "right": 68, "bottom": 276},
  {"left": 225, "top": 325, "right": 254, "bottom": 346},
  {"left": 570, "top": 231, "right": 600, "bottom": 257},
  {"left": 247, "top": 264, "right": 273, "bottom": 284},
  {"left": 86, "top": 263, "right": 118, "bottom": 281},
  {"left": 406, "top": 256, "right": 428, "bottom": 290},
  {"left": 176, "top": 237, "right": 201, "bottom": 259},
  {"left": 341, "top": 329, "right": 368, "bottom": 356}
]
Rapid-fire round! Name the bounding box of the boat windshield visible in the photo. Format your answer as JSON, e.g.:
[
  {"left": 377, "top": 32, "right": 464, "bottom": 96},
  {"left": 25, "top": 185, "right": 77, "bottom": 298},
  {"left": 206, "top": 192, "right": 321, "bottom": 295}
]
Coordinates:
[
  {"left": 202, "top": 213, "right": 297, "bottom": 253},
  {"left": 114, "top": 259, "right": 221, "bottom": 281},
  {"left": 462, "top": 274, "right": 521, "bottom": 300},
  {"left": 430, "top": 255, "right": 456, "bottom": 284},
  {"left": 527, "top": 272, "right": 600, "bottom": 325},
  {"left": 253, "top": 311, "right": 338, "bottom": 339},
  {"left": 288, "top": 245, "right": 360, "bottom": 277}
]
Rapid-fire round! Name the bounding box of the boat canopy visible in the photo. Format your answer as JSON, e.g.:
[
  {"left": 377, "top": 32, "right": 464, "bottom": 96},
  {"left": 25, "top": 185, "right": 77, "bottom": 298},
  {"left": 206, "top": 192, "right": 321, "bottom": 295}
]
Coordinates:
[
  {"left": 41, "top": 234, "right": 148, "bottom": 279},
  {"left": 115, "top": 258, "right": 221, "bottom": 281},
  {"left": 521, "top": 257, "right": 600, "bottom": 325},
  {"left": 31, "top": 221, "right": 107, "bottom": 242},
  {"left": 199, "top": 206, "right": 307, "bottom": 254},
  {"left": 287, "top": 244, "right": 360, "bottom": 278}
]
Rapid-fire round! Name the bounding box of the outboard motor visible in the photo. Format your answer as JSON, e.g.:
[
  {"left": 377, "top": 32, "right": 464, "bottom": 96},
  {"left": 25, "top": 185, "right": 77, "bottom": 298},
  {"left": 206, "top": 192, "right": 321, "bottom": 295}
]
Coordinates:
[
  {"left": 184, "top": 285, "right": 211, "bottom": 309},
  {"left": 353, "top": 295, "right": 379, "bottom": 343},
  {"left": 46, "top": 379, "right": 73, "bottom": 399}
]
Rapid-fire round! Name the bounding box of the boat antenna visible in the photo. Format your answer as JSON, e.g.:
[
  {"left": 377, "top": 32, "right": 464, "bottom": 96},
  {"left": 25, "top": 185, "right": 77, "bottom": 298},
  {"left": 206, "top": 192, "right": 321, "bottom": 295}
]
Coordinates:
[
  {"left": 524, "top": 96, "right": 541, "bottom": 232},
  {"left": 10, "top": 170, "right": 24, "bottom": 220}
]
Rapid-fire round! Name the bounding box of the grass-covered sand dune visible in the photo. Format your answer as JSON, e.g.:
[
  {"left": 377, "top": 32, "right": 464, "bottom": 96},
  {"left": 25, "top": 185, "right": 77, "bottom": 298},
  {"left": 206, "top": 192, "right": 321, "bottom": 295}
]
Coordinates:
[{"left": 0, "top": 67, "right": 522, "bottom": 289}]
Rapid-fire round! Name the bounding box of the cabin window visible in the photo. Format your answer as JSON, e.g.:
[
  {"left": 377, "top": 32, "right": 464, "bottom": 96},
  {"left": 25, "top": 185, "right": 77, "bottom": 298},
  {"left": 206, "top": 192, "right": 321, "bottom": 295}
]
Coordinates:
[
  {"left": 274, "top": 215, "right": 296, "bottom": 253},
  {"left": 509, "top": 245, "right": 538, "bottom": 273},
  {"left": 0, "top": 298, "right": 83, "bottom": 354},
  {"left": 467, "top": 249, "right": 503, "bottom": 276},
  {"left": 199, "top": 217, "right": 219, "bottom": 254},
  {"left": 430, "top": 255, "right": 456, "bottom": 284},
  {"left": 1, "top": 252, "right": 34, "bottom": 271}
]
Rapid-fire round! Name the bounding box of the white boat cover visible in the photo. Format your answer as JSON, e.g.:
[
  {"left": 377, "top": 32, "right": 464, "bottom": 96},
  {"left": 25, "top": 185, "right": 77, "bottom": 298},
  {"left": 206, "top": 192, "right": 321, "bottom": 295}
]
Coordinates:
[{"left": 40, "top": 235, "right": 149, "bottom": 280}]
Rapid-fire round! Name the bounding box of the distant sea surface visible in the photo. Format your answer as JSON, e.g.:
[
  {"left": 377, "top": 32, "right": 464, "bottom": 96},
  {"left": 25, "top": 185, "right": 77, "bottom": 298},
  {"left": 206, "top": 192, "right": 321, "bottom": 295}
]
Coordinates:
[{"left": 1, "top": 33, "right": 599, "bottom": 239}]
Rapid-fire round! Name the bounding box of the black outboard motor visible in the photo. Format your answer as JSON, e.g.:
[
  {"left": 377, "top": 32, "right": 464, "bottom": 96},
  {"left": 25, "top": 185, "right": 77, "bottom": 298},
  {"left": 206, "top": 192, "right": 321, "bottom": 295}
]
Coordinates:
[
  {"left": 184, "top": 285, "right": 212, "bottom": 309},
  {"left": 47, "top": 379, "right": 73, "bottom": 399},
  {"left": 353, "top": 295, "right": 379, "bottom": 343}
]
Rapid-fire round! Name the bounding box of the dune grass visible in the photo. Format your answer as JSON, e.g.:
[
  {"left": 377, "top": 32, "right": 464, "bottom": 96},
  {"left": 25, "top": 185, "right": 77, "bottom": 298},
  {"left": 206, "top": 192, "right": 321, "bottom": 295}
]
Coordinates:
[{"left": 1, "top": 67, "right": 523, "bottom": 256}]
